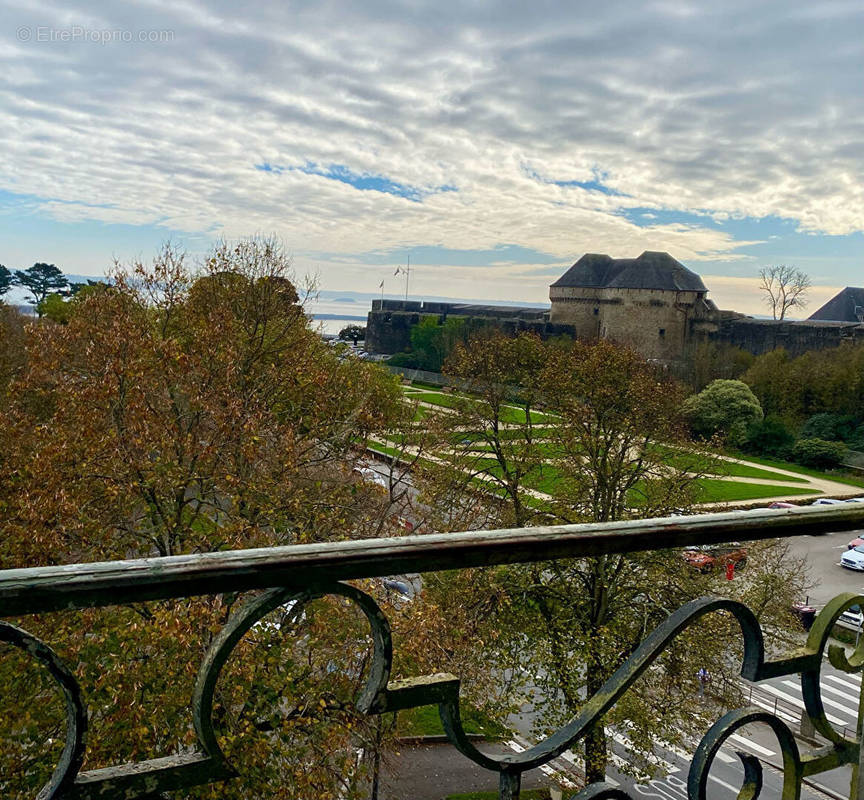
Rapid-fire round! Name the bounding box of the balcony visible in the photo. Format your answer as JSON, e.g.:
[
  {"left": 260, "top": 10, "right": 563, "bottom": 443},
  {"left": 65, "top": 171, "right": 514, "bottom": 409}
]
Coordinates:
[{"left": 3, "top": 504, "right": 864, "bottom": 800}]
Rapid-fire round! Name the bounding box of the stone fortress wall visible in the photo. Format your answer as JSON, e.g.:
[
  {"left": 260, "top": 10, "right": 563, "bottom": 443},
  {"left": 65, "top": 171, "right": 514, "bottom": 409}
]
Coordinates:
[{"left": 365, "top": 253, "right": 864, "bottom": 362}]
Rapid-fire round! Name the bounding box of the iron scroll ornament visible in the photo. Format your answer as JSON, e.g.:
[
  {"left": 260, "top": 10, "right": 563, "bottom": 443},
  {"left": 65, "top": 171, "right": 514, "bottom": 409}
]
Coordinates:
[{"left": 4, "top": 587, "right": 864, "bottom": 800}]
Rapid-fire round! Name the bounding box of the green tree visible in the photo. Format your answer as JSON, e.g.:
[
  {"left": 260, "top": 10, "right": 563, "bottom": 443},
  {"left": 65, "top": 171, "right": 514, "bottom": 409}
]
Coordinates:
[
  {"left": 338, "top": 324, "right": 366, "bottom": 345},
  {"left": 13, "top": 263, "right": 69, "bottom": 313},
  {"left": 742, "top": 414, "right": 795, "bottom": 457},
  {"left": 409, "top": 316, "right": 467, "bottom": 371},
  {"left": 0, "top": 265, "right": 12, "bottom": 300},
  {"left": 682, "top": 379, "right": 763, "bottom": 445},
  {"left": 36, "top": 293, "right": 72, "bottom": 323}
]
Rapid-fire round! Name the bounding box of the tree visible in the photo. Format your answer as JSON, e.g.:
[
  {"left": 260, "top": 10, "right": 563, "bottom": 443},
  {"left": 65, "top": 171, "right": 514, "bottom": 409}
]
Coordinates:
[
  {"left": 0, "top": 265, "right": 12, "bottom": 300},
  {"left": 0, "top": 239, "right": 426, "bottom": 798},
  {"left": 415, "top": 335, "right": 810, "bottom": 784},
  {"left": 682, "top": 379, "right": 763, "bottom": 445},
  {"left": 418, "top": 331, "right": 549, "bottom": 530},
  {"left": 338, "top": 324, "right": 366, "bottom": 345},
  {"left": 13, "top": 263, "right": 69, "bottom": 313},
  {"left": 759, "top": 264, "right": 811, "bottom": 320}
]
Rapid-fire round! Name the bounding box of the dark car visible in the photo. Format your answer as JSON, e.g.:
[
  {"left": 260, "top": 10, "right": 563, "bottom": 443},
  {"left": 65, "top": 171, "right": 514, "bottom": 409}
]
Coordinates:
[{"left": 683, "top": 543, "right": 747, "bottom": 573}]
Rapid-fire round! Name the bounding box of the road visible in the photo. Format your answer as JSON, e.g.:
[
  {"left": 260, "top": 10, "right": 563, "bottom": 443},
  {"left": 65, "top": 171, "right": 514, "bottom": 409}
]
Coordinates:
[
  {"left": 786, "top": 527, "right": 864, "bottom": 607},
  {"left": 508, "top": 655, "right": 861, "bottom": 800}
]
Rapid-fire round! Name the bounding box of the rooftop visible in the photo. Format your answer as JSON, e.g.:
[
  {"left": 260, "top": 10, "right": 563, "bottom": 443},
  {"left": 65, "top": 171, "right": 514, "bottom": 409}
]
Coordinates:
[{"left": 551, "top": 251, "right": 708, "bottom": 293}]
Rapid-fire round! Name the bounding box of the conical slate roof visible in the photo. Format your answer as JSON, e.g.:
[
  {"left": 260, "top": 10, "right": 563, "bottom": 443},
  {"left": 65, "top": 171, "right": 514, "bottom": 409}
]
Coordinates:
[
  {"left": 551, "top": 251, "right": 708, "bottom": 292},
  {"left": 808, "top": 287, "right": 864, "bottom": 322}
]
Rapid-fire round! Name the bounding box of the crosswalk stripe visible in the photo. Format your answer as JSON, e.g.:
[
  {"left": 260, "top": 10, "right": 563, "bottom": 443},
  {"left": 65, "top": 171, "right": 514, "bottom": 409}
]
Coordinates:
[
  {"left": 749, "top": 695, "right": 800, "bottom": 724},
  {"left": 824, "top": 673, "right": 862, "bottom": 694},
  {"left": 762, "top": 685, "right": 849, "bottom": 726},
  {"left": 714, "top": 748, "right": 737, "bottom": 764},
  {"left": 709, "top": 773, "right": 745, "bottom": 794},
  {"left": 611, "top": 732, "right": 679, "bottom": 774},
  {"left": 729, "top": 733, "right": 775, "bottom": 757},
  {"left": 506, "top": 737, "right": 580, "bottom": 788},
  {"left": 819, "top": 680, "right": 860, "bottom": 704},
  {"left": 779, "top": 679, "right": 857, "bottom": 719}
]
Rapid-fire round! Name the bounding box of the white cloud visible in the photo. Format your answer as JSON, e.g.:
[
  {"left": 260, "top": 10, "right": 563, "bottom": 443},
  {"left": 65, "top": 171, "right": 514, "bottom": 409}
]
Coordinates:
[{"left": 0, "top": 0, "right": 862, "bottom": 283}]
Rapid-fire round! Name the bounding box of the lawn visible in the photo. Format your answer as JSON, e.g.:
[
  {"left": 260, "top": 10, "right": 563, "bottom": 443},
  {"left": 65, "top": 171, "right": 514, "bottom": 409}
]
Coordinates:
[
  {"left": 725, "top": 451, "right": 864, "bottom": 489},
  {"left": 385, "top": 386, "right": 844, "bottom": 506},
  {"left": 397, "top": 704, "right": 509, "bottom": 740},
  {"left": 693, "top": 478, "right": 820, "bottom": 503}
]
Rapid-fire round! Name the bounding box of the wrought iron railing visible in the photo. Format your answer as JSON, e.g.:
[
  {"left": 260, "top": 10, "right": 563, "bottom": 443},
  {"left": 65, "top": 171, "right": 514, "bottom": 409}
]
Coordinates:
[{"left": 4, "top": 504, "right": 864, "bottom": 800}]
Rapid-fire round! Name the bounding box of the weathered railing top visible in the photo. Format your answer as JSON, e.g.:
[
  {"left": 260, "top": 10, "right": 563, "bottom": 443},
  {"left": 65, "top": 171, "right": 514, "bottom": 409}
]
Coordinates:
[{"left": 3, "top": 503, "right": 864, "bottom": 617}]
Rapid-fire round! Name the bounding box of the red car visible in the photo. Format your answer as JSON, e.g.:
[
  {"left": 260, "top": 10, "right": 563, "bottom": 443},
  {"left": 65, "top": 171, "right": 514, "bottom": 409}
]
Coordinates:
[
  {"left": 848, "top": 533, "right": 864, "bottom": 550},
  {"left": 684, "top": 544, "right": 748, "bottom": 573}
]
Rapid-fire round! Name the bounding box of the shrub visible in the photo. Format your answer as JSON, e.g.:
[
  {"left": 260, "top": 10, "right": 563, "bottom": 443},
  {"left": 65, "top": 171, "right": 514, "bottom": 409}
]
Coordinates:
[
  {"left": 791, "top": 438, "right": 848, "bottom": 469},
  {"left": 742, "top": 414, "right": 795, "bottom": 458},
  {"left": 800, "top": 413, "right": 858, "bottom": 442},
  {"left": 682, "top": 379, "right": 763, "bottom": 445}
]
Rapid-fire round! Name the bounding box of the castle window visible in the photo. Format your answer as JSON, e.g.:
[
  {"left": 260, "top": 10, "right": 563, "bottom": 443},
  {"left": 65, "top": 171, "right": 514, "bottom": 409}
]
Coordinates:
[
  {"left": 658, "top": 328, "right": 666, "bottom": 337},
  {"left": 593, "top": 307, "right": 599, "bottom": 315}
]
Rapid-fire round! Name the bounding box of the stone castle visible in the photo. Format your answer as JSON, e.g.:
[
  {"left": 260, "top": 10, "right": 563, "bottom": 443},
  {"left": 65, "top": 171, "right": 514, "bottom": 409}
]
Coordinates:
[{"left": 365, "top": 251, "right": 864, "bottom": 363}]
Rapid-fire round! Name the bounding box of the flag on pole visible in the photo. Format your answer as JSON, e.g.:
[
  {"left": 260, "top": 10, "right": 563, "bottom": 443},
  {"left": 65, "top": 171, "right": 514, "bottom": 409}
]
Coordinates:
[
  {"left": 394, "top": 267, "right": 402, "bottom": 276},
  {"left": 378, "top": 279, "right": 384, "bottom": 288}
]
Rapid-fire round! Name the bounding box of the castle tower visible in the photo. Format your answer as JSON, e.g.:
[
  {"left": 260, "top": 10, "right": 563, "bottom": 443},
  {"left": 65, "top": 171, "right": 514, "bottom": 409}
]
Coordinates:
[{"left": 549, "top": 251, "right": 714, "bottom": 361}]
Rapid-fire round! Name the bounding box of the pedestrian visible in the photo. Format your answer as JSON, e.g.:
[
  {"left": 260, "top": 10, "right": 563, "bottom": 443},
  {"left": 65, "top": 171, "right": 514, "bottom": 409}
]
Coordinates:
[{"left": 697, "top": 667, "right": 710, "bottom": 697}]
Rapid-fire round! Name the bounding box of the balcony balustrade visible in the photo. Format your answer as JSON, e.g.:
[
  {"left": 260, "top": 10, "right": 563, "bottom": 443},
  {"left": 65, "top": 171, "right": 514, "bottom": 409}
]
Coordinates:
[{"left": 3, "top": 504, "right": 864, "bottom": 800}]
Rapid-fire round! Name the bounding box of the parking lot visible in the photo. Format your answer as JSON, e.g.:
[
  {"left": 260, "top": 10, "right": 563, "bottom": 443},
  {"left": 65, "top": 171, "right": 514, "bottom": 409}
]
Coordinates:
[{"left": 786, "top": 526, "right": 864, "bottom": 607}]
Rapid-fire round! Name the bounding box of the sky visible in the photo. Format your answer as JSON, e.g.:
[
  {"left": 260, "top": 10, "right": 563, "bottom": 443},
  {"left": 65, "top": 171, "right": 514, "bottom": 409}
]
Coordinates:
[{"left": 1, "top": 1, "right": 862, "bottom": 317}]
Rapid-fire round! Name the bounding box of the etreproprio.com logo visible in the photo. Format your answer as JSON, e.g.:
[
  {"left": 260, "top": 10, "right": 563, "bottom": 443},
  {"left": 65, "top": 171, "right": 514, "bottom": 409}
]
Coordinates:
[{"left": 17, "top": 26, "right": 175, "bottom": 44}]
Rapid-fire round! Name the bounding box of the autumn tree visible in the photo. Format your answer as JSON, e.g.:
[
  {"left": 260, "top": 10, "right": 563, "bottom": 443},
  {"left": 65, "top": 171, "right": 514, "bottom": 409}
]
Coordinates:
[
  {"left": 0, "top": 239, "right": 431, "bottom": 799},
  {"left": 417, "top": 331, "right": 549, "bottom": 531},
  {"left": 416, "top": 334, "right": 808, "bottom": 784},
  {"left": 759, "top": 264, "right": 811, "bottom": 320}
]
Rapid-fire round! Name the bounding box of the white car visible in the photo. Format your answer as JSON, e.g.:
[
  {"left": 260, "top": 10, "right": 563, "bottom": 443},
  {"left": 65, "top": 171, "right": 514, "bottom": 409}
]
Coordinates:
[
  {"left": 838, "top": 604, "right": 864, "bottom": 631},
  {"left": 812, "top": 498, "right": 847, "bottom": 505},
  {"left": 841, "top": 546, "right": 864, "bottom": 571}
]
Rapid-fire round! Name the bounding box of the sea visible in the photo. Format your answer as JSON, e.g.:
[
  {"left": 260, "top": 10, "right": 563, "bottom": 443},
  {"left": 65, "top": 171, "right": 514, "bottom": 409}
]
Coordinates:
[{"left": 307, "top": 290, "right": 549, "bottom": 337}]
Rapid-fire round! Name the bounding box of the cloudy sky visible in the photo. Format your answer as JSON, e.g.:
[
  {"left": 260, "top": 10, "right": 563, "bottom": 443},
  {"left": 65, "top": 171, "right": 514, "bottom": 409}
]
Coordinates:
[{"left": 1, "top": 1, "right": 862, "bottom": 315}]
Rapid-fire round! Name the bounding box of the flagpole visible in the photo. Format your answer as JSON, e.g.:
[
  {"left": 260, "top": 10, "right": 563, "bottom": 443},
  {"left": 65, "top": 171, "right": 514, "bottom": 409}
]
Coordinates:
[{"left": 404, "top": 254, "right": 410, "bottom": 301}]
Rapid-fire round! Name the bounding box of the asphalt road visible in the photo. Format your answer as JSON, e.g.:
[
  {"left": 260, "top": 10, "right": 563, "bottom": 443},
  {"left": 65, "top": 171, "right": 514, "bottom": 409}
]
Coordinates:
[{"left": 786, "top": 526, "right": 864, "bottom": 607}]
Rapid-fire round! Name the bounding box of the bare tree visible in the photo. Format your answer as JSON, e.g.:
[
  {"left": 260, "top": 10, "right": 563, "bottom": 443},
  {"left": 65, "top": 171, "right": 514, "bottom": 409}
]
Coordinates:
[{"left": 758, "top": 264, "right": 811, "bottom": 320}]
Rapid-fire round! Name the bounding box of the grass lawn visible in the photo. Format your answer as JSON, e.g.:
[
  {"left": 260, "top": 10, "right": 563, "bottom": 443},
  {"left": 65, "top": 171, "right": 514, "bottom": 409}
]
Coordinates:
[
  {"left": 725, "top": 451, "right": 864, "bottom": 489},
  {"left": 445, "top": 792, "right": 550, "bottom": 800},
  {"left": 398, "top": 704, "right": 509, "bottom": 740},
  {"left": 694, "top": 478, "right": 820, "bottom": 503}
]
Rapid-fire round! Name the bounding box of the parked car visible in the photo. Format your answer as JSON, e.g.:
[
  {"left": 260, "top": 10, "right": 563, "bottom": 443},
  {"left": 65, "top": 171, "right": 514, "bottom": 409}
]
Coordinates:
[
  {"left": 841, "top": 546, "right": 864, "bottom": 571},
  {"left": 812, "top": 498, "right": 846, "bottom": 505},
  {"left": 846, "top": 497, "right": 864, "bottom": 504},
  {"left": 847, "top": 533, "right": 864, "bottom": 549},
  {"left": 837, "top": 604, "right": 864, "bottom": 631},
  {"left": 768, "top": 502, "right": 796, "bottom": 509},
  {"left": 683, "top": 543, "right": 747, "bottom": 573}
]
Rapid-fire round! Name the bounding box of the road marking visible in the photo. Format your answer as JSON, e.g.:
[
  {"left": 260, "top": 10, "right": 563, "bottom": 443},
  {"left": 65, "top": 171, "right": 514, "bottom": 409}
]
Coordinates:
[
  {"left": 762, "top": 685, "right": 849, "bottom": 725},
  {"left": 634, "top": 777, "right": 687, "bottom": 800},
  {"left": 819, "top": 680, "right": 860, "bottom": 704},
  {"left": 748, "top": 695, "right": 800, "bottom": 724},
  {"left": 779, "top": 679, "right": 857, "bottom": 718},
  {"left": 714, "top": 748, "right": 737, "bottom": 764},
  {"left": 505, "top": 737, "right": 580, "bottom": 788},
  {"left": 824, "top": 673, "right": 862, "bottom": 692},
  {"left": 709, "top": 773, "right": 746, "bottom": 795},
  {"left": 729, "top": 733, "right": 776, "bottom": 757},
  {"left": 611, "top": 731, "right": 679, "bottom": 774}
]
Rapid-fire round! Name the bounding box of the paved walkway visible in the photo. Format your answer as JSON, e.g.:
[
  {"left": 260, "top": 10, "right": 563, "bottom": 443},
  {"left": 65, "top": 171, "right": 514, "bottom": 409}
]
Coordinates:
[{"left": 379, "top": 741, "right": 557, "bottom": 800}]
